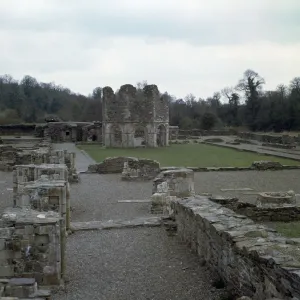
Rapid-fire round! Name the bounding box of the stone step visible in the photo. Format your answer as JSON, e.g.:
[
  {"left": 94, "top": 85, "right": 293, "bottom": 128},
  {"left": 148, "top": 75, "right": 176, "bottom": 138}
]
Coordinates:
[{"left": 70, "top": 216, "right": 163, "bottom": 231}]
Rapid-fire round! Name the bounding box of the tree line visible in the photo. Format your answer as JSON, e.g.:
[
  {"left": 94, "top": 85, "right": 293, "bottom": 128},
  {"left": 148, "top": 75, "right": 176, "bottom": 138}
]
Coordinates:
[{"left": 0, "top": 71, "right": 299, "bottom": 132}]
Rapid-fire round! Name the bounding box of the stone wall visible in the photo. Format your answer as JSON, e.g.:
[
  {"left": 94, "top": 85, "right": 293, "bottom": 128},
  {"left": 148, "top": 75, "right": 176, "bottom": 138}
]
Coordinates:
[
  {"left": 102, "top": 84, "right": 169, "bottom": 147},
  {"left": 209, "top": 196, "right": 300, "bottom": 222},
  {"left": 0, "top": 124, "right": 36, "bottom": 136},
  {"left": 173, "top": 196, "right": 300, "bottom": 299},
  {"left": 87, "top": 157, "right": 138, "bottom": 174},
  {"left": 238, "top": 132, "right": 300, "bottom": 145},
  {"left": 175, "top": 129, "right": 237, "bottom": 140},
  {"left": 0, "top": 208, "right": 65, "bottom": 286},
  {"left": 121, "top": 158, "right": 160, "bottom": 181}
]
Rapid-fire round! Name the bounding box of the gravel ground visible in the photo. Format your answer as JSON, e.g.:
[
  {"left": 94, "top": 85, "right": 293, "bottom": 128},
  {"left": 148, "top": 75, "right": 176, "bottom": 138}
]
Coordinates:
[
  {"left": 194, "top": 169, "right": 300, "bottom": 204},
  {"left": 53, "top": 143, "right": 96, "bottom": 172},
  {"left": 70, "top": 174, "right": 152, "bottom": 222},
  {"left": 52, "top": 227, "right": 226, "bottom": 300},
  {"left": 69, "top": 169, "right": 300, "bottom": 222}
]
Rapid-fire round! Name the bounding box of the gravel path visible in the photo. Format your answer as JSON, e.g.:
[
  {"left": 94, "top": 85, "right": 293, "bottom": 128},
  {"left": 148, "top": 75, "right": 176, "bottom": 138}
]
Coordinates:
[
  {"left": 70, "top": 173, "right": 153, "bottom": 222},
  {"left": 52, "top": 228, "right": 225, "bottom": 300}
]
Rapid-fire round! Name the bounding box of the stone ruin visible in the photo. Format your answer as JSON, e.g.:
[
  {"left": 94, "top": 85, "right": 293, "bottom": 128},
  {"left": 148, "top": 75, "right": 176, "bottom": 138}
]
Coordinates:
[
  {"left": 121, "top": 158, "right": 160, "bottom": 181},
  {"left": 41, "top": 121, "right": 102, "bottom": 143},
  {"left": 256, "top": 190, "right": 296, "bottom": 208},
  {"left": 150, "top": 168, "right": 300, "bottom": 298},
  {"left": 102, "top": 84, "right": 169, "bottom": 147},
  {"left": 0, "top": 147, "right": 76, "bottom": 299},
  {"left": 151, "top": 168, "right": 195, "bottom": 214}
]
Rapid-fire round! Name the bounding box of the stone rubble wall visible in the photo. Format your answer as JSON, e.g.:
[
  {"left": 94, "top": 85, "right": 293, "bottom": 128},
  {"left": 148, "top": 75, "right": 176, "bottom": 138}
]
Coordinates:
[
  {"left": 102, "top": 84, "right": 169, "bottom": 148},
  {"left": 0, "top": 124, "right": 36, "bottom": 136},
  {"left": 209, "top": 196, "right": 300, "bottom": 222},
  {"left": 121, "top": 158, "right": 160, "bottom": 181},
  {"left": 0, "top": 208, "right": 65, "bottom": 287},
  {"left": 172, "top": 129, "right": 237, "bottom": 140},
  {"left": 0, "top": 277, "right": 51, "bottom": 299},
  {"left": 173, "top": 196, "right": 300, "bottom": 300},
  {"left": 87, "top": 157, "right": 138, "bottom": 174},
  {"left": 151, "top": 169, "right": 195, "bottom": 214},
  {"left": 238, "top": 132, "right": 300, "bottom": 145}
]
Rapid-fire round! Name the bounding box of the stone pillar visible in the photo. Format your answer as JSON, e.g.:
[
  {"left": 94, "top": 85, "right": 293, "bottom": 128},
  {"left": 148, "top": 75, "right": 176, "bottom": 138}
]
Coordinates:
[
  {"left": 0, "top": 208, "right": 65, "bottom": 286},
  {"left": 153, "top": 168, "right": 195, "bottom": 198},
  {"left": 21, "top": 175, "right": 69, "bottom": 231},
  {"left": 151, "top": 168, "right": 195, "bottom": 214}
]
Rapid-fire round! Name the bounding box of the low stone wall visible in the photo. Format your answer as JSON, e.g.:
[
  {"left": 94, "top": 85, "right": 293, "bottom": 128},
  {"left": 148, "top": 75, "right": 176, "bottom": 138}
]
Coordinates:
[
  {"left": 87, "top": 157, "right": 138, "bottom": 174},
  {"left": 262, "top": 142, "right": 296, "bottom": 149},
  {"left": 177, "top": 129, "right": 237, "bottom": 138},
  {"left": 0, "top": 124, "right": 36, "bottom": 136},
  {"left": 0, "top": 208, "right": 65, "bottom": 286},
  {"left": 121, "top": 158, "right": 160, "bottom": 181},
  {"left": 209, "top": 196, "right": 300, "bottom": 222},
  {"left": 238, "top": 132, "right": 300, "bottom": 145},
  {"left": 173, "top": 196, "right": 300, "bottom": 299}
]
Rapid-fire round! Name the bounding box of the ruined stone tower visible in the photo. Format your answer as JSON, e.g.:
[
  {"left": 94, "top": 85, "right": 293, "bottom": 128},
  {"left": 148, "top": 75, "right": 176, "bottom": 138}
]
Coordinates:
[{"left": 102, "top": 84, "right": 169, "bottom": 147}]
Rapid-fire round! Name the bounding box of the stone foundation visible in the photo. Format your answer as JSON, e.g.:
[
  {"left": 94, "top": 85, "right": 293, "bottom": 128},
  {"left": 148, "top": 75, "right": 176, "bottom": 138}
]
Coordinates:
[
  {"left": 153, "top": 168, "right": 195, "bottom": 198},
  {"left": 121, "top": 158, "right": 160, "bottom": 181},
  {"left": 257, "top": 191, "right": 296, "bottom": 208},
  {"left": 252, "top": 161, "right": 284, "bottom": 170},
  {"left": 151, "top": 169, "right": 195, "bottom": 214},
  {"left": 88, "top": 157, "right": 138, "bottom": 174},
  {"left": 210, "top": 196, "right": 300, "bottom": 222},
  {"left": 173, "top": 196, "right": 300, "bottom": 299},
  {"left": 0, "top": 208, "right": 65, "bottom": 287}
]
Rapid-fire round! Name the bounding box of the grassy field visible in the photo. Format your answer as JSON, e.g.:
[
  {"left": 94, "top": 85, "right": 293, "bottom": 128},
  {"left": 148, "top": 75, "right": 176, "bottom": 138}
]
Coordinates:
[
  {"left": 272, "top": 222, "right": 300, "bottom": 238},
  {"left": 78, "top": 143, "right": 300, "bottom": 167}
]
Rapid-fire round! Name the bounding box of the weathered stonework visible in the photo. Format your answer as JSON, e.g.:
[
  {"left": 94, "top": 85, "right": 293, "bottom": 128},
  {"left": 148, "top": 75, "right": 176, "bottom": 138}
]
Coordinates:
[
  {"left": 13, "top": 164, "right": 68, "bottom": 205},
  {"left": 121, "top": 158, "right": 160, "bottom": 181},
  {"left": 151, "top": 169, "right": 195, "bottom": 214},
  {"left": 102, "top": 84, "right": 169, "bottom": 148},
  {"left": 0, "top": 208, "right": 65, "bottom": 287},
  {"left": 238, "top": 132, "right": 300, "bottom": 145},
  {"left": 43, "top": 121, "right": 102, "bottom": 143},
  {"left": 0, "top": 277, "right": 51, "bottom": 299},
  {"left": 153, "top": 169, "right": 195, "bottom": 198},
  {"left": 252, "top": 161, "right": 283, "bottom": 170},
  {"left": 21, "top": 176, "right": 70, "bottom": 232},
  {"left": 256, "top": 191, "right": 296, "bottom": 208},
  {"left": 209, "top": 196, "right": 300, "bottom": 222},
  {"left": 87, "top": 157, "right": 138, "bottom": 174},
  {"left": 173, "top": 196, "right": 300, "bottom": 299}
]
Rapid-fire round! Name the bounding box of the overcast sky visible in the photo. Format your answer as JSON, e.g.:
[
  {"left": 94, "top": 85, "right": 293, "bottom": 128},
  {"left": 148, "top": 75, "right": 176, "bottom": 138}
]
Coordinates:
[{"left": 1, "top": 0, "right": 300, "bottom": 99}]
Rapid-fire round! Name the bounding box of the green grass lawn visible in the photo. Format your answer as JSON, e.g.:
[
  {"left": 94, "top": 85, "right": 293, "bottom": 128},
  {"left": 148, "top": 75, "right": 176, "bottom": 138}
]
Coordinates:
[
  {"left": 78, "top": 143, "right": 300, "bottom": 167},
  {"left": 272, "top": 222, "right": 300, "bottom": 238}
]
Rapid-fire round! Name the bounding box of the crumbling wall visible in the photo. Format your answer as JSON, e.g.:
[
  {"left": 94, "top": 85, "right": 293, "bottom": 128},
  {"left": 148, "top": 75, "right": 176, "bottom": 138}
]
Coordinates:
[
  {"left": 173, "top": 196, "right": 300, "bottom": 299},
  {"left": 238, "top": 132, "right": 300, "bottom": 145},
  {"left": 0, "top": 208, "right": 65, "bottom": 286},
  {"left": 102, "top": 84, "right": 169, "bottom": 147},
  {"left": 88, "top": 157, "right": 138, "bottom": 174},
  {"left": 0, "top": 124, "right": 36, "bottom": 136},
  {"left": 121, "top": 158, "right": 160, "bottom": 181}
]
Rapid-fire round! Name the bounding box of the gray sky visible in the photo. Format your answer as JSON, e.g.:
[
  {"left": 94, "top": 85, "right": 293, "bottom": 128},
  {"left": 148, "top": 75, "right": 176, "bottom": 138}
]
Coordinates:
[{"left": 1, "top": 0, "right": 300, "bottom": 99}]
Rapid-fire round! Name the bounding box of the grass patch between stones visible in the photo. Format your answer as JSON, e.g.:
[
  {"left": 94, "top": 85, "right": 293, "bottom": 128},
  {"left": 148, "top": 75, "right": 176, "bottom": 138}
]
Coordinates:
[
  {"left": 77, "top": 143, "right": 300, "bottom": 167},
  {"left": 272, "top": 221, "right": 300, "bottom": 238}
]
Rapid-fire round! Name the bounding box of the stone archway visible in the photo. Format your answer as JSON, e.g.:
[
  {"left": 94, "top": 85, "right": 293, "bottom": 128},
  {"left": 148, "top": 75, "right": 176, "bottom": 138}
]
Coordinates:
[
  {"left": 157, "top": 124, "right": 167, "bottom": 147},
  {"left": 110, "top": 125, "right": 122, "bottom": 147},
  {"left": 134, "top": 126, "right": 147, "bottom": 147}
]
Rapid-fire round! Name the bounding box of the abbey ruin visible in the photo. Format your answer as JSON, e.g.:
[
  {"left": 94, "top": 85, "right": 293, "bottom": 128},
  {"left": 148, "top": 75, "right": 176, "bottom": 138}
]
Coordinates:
[{"left": 2, "top": 84, "right": 300, "bottom": 299}]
